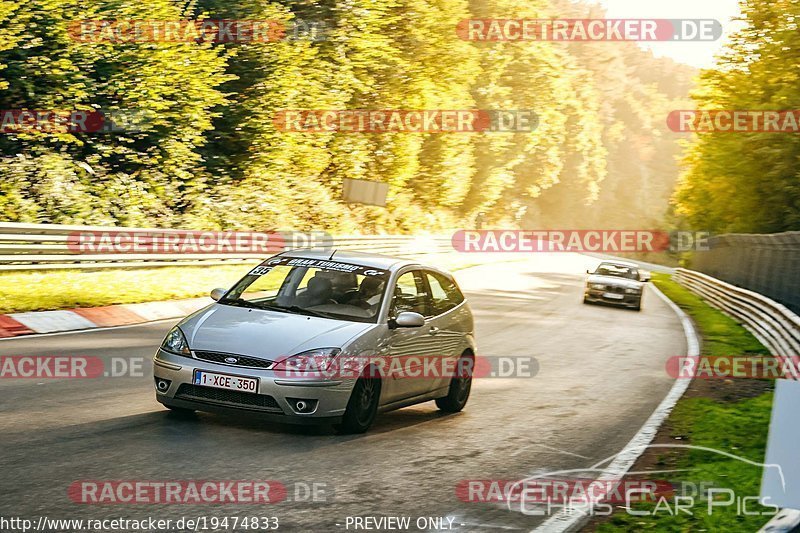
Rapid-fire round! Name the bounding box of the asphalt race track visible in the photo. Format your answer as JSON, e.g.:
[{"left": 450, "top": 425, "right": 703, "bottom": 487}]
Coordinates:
[{"left": 0, "top": 254, "right": 686, "bottom": 532}]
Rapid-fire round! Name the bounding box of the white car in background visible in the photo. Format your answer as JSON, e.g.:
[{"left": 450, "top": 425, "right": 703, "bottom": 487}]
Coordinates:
[{"left": 583, "top": 260, "right": 650, "bottom": 311}]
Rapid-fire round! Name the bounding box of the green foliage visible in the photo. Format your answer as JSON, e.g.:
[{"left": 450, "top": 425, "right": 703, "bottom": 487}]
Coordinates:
[
  {"left": 0, "top": 0, "right": 692, "bottom": 232},
  {"left": 0, "top": 0, "right": 231, "bottom": 225},
  {"left": 675, "top": 0, "right": 800, "bottom": 233}
]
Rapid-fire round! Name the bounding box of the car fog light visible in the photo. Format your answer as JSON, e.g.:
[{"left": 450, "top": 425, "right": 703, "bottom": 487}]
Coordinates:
[{"left": 288, "top": 398, "right": 318, "bottom": 413}]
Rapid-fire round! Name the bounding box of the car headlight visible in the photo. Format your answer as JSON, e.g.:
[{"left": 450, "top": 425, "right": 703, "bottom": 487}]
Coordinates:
[
  {"left": 590, "top": 283, "right": 606, "bottom": 290},
  {"left": 161, "top": 326, "right": 191, "bottom": 356},
  {"left": 272, "top": 348, "right": 342, "bottom": 373},
  {"left": 625, "top": 288, "right": 642, "bottom": 294}
]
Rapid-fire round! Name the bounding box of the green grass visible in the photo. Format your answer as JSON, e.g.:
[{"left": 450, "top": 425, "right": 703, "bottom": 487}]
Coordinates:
[
  {"left": 0, "top": 264, "right": 259, "bottom": 314},
  {"left": 599, "top": 394, "right": 774, "bottom": 532},
  {"left": 0, "top": 253, "right": 520, "bottom": 314},
  {"left": 596, "top": 273, "right": 775, "bottom": 532},
  {"left": 652, "top": 273, "right": 769, "bottom": 358}
]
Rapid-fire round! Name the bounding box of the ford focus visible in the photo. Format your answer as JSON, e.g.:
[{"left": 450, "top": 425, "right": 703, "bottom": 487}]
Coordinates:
[{"left": 152, "top": 250, "right": 476, "bottom": 433}]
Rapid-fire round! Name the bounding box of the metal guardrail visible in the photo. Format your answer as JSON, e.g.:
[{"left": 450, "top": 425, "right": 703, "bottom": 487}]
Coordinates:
[
  {"left": 690, "top": 232, "right": 800, "bottom": 315},
  {"left": 675, "top": 268, "right": 800, "bottom": 533},
  {"left": 0, "top": 222, "right": 454, "bottom": 271},
  {"left": 675, "top": 268, "right": 800, "bottom": 358}
]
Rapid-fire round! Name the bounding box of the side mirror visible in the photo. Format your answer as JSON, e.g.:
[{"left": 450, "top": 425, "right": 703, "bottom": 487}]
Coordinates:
[
  {"left": 210, "top": 288, "right": 227, "bottom": 301},
  {"left": 392, "top": 311, "right": 425, "bottom": 328},
  {"left": 586, "top": 269, "right": 591, "bottom": 274}
]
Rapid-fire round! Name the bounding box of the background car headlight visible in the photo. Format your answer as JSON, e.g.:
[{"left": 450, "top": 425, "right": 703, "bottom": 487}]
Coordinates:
[
  {"left": 161, "top": 326, "right": 191, "bottom": 356},
  {"left": 272, "top": 348, "right": 342, "bottom": 373},
  {"left": 590, "top": 283, "right": 606, "bottom": 290},
  {"left": 625, "top": 288, "right": 642, "bottom": 294}
]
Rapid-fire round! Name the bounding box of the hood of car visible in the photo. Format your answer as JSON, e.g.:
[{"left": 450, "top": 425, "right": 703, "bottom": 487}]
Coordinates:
[
  {"left": 178, "top": 303, "right": 375, "bottom": 361},
  {"left": 587, "top": 274, "right": 643, "bottom": 290}
]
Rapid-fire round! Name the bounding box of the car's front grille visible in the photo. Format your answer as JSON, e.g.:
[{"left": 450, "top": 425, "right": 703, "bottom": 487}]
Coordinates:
[
  {"left": 193, "top": 351, "right": 274, "bottom": 369},
  {"left": 604, "top": 285, "right": 625, "bottom": 293},
  {"left": 175, "top": 384, "right": 283, "bottom": 412}
]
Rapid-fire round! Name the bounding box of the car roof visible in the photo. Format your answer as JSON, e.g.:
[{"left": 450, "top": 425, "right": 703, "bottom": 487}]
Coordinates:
[
  {"left": 597, "top": 260, "right": 640, "bottom": 268},
  {"left": 273, "top": 249, "right": 420, "bottom": 271}
]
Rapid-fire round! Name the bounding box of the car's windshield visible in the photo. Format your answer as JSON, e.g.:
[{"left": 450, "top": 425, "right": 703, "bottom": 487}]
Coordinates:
[
  {"left": 593, "top": 263, "right": 640, "bottom": 280},
  {"left": 219, "top": 256, "right": 390, "bottom": 323}
]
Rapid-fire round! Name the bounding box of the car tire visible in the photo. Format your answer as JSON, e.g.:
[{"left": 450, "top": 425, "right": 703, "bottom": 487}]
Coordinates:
[
  {"left": 436, "top": 352, "right": 473, "bottom": 413},
  {"left": 634, "top": 298, "right": 642, "bottom": 312},
  {"left": 337, "top": 371, "right": 381, "bottom": 434},
  {"left": 583, "top": 297, "right": 590, "bottom": 304}
]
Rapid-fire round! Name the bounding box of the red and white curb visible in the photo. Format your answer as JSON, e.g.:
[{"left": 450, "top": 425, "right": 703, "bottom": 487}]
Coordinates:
[{"left": 0, "top": 297, "right": 210, "bottom": 337}]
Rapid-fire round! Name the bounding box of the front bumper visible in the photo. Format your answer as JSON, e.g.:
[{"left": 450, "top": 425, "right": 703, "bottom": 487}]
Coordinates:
[
  {"left": 584, "top": 289, "right": 642, "bottom": 307},
  {"left": 153, "top": 348, "right": 355, "bottom": 424}
]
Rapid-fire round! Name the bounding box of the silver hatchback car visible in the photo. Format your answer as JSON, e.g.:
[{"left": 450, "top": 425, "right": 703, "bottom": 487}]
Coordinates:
[{"left": 153, "top": 250, "right": 476, "bottom": 433}]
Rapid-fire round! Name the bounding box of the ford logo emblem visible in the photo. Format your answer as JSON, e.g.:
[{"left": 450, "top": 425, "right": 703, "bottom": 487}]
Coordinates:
[{"left": 224, "top": 357, "right": 239, "bottom": 364}]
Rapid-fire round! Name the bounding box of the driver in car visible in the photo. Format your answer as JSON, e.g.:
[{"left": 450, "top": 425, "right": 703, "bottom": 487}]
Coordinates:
[{"left": 351, "top": 277, "right": 385, "bottom": 312}]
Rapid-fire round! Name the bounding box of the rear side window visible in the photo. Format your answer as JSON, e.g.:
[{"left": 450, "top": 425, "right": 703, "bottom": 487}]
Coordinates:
[{"left": 426, "top": 271, "right": 464, "bottom": 315}]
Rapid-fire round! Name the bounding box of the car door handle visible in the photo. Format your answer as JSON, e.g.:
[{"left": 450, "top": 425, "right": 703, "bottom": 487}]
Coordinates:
[{"left": 429, "top": 327, "right": 440, "bottom": 336}]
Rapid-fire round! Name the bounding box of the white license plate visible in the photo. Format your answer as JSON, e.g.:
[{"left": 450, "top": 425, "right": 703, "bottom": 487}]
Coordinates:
[
  {"left": 603, "top": 292, "right": 624, "bottom": 300},
  {"left": 194, "top": 370, "right": 258, "bottom": 393}
]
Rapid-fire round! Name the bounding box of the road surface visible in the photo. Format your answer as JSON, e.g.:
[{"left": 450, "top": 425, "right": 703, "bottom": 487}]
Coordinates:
[{"left": 0, "top": 254, "right": 686, "bottom": 532}]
